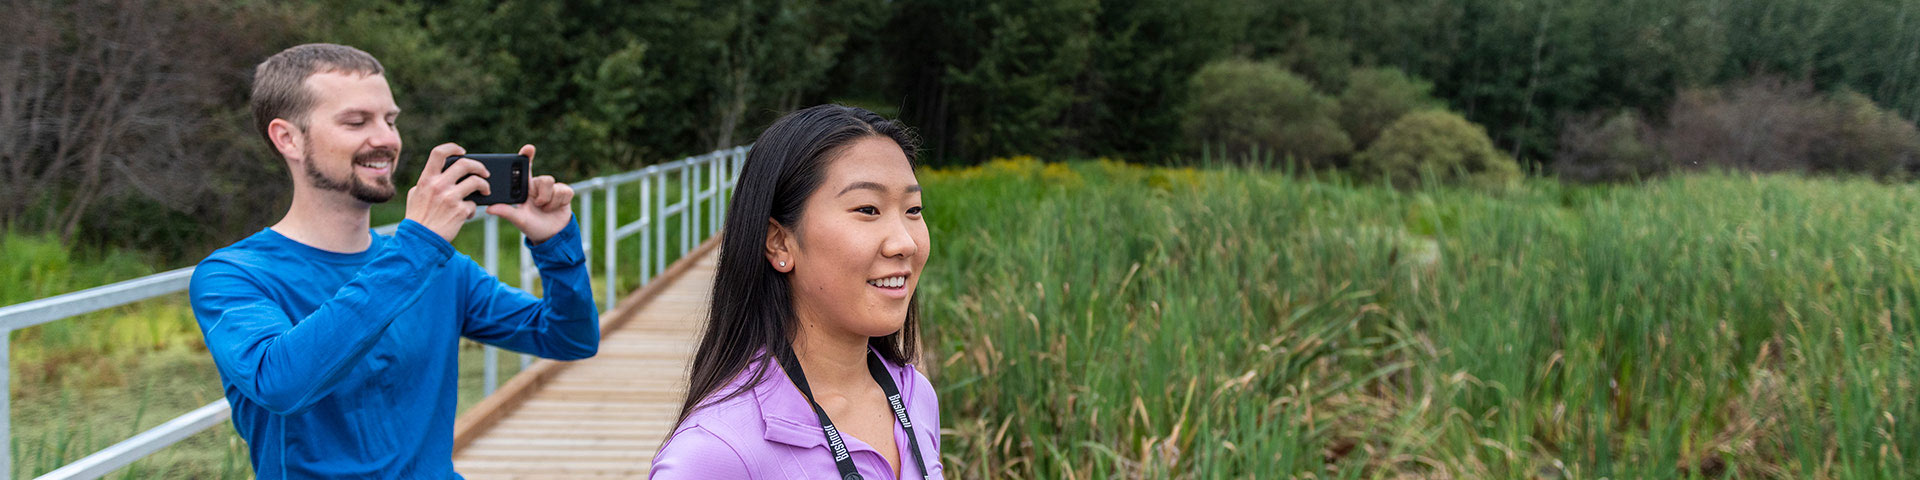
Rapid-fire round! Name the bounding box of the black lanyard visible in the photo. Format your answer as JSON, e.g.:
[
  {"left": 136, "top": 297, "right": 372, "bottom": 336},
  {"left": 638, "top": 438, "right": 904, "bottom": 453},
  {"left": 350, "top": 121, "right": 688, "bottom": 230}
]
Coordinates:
[{"left": 779, "top": 351, "right": 932, "bottom": 480}]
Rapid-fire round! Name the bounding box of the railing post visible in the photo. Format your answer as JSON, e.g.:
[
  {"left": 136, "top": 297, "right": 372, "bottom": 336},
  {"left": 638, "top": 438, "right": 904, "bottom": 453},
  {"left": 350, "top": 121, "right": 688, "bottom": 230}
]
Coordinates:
[
  {"left": 639, "top": 173, "right": 652, "bottom": 286},
  {"left": 723, "top": 148, "right": 740, "bottom": 226},
  {"left": 734, "top": 147, "right": 746, "bottom": 185},
  {"left": 718, "top": 152, "right": 730, "bottom": 226},
  {"left": 707, "top": 156, "right": 717, "bottom": 237},
  {"left": 688, "top": 160, "right": 700, "bottom": 255},
  {"left": 687, "top": 164, "right": 695, "bottom": 257},
  {"left": 581, "top": 188, "right": 595, "bottom": 294},
  {"left": 708, "top": 154, "right": 716, "bottom": 233},
  {"left": 483, "top": 215, "right": 500, "bottom": 396},
  {"left": 605, "top": 181, "right": 619, "bottom": 310},
  {"left": 3, "top": 330, "right": 11, "bottom": 480},
  {"left": 655, "top": 171, "right": 666, "bottom": 274}
]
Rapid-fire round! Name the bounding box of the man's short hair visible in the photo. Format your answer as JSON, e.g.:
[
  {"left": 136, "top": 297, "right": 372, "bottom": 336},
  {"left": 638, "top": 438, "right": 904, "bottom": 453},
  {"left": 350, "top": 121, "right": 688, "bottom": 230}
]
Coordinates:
[{"left": 250, "top": 43, "right": 385, "bottom": 151}]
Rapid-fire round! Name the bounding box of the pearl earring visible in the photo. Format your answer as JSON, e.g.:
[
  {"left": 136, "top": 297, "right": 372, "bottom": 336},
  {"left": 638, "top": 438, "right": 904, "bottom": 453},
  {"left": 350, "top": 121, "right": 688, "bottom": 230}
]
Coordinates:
[{"left": 779, "top": 261, "right": 786, "bottom": 267}]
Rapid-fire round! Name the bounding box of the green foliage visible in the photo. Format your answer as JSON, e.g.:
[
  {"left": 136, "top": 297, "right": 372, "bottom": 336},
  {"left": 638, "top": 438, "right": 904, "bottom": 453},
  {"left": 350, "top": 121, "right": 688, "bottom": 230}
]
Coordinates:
[
  {"left": 29, "top": 0, "right": 1920, "bottom": 257},
  {"left": 1336, "top": 66, "right": 1443, "bottom": 149},
  {"left": 1264, "top": 20, "right": 1356, "bottom": 89},
  {"left": 883, "top": 0, "right": 1099, "bottom": 162},
  {"left": 1, "top": 233, "right": 153, "bottom": 306},
  {"left": 1241, "top": 0, "right": 1920, "bottom": 164},
  {"left": 1824, "top": 89, "right": 1920, "bottom": 180},
  {"left": 1076, "top": 0, "right": 1254, "bottom": 161},
  {"left": 302, "top": 0, "right": 483, "bottom": 155},
  {"left": 1553, "top": 110, "right": 1663, "bottom": 183},
  {"left": 294, "top": 0, "right": 1920, "bottom": 175},
  {"left": 1182, "top": 59, "right": 1351, "bottom": 165},
  {"left": 1354, "top": 110, "right": 1519, "bottom": 188},
  {"left": 1245, "top": 0, "right": 1732, "bottom": 160},
  {"left": 410, "top": 0, "right": 673, "bottom": 178},
  {"left": 557, "top": 41, "right": 659, "bottom": 170},
  {"left": 883, "top": 0, "right": 1253, "bottom": 164},
  {"left": 299, "top": 0, "right": 889, "bottom": 182}
]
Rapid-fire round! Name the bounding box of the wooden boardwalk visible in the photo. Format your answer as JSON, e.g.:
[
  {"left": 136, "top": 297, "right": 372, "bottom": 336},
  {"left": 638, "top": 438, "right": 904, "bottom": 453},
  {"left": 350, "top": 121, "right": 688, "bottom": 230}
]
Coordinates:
[{"left": 450, "top": 239, "right": 720, "bottom": 479}]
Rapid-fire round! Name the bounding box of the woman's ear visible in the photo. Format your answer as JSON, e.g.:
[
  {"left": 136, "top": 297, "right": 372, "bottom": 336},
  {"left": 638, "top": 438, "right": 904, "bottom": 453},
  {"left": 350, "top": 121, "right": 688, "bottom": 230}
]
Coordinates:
[{"left": 765, "top": 219, "right": 794, "bottom": 272}]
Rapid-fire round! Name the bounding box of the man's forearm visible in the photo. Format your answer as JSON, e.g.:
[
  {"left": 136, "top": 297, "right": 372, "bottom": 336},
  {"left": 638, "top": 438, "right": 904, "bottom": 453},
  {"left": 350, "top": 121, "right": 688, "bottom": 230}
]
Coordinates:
[{"left": 527, "top": 218, "right": 600, "bottom": 358}]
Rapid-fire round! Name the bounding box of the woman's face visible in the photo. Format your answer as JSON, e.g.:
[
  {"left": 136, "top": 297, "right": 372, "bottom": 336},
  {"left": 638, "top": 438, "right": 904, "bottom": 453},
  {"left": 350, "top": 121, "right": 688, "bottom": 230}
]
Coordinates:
[{"left": 774, "top": 135, "right": 930, "bottom": 339}]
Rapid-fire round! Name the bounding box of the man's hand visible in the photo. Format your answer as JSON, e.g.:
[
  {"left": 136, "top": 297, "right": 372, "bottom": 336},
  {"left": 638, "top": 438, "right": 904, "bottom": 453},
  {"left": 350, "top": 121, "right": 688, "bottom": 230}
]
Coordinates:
[
  {"left": 406, "top": 143, "right": 490, "bottom": 242},
  {"left": 486, "top": 144, "right": 575, "bottom": 244}
]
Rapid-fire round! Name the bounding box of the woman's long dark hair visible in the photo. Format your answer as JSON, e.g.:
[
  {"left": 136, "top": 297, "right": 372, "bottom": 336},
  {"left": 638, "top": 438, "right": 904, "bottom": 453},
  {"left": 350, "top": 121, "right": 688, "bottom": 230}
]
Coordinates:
[{"left": 672, "top": 104, "right": 922, "bottom": 430}]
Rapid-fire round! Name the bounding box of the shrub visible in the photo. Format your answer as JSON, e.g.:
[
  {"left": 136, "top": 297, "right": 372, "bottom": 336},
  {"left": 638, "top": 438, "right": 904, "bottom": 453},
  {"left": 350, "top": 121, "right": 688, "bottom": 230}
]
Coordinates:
[
  {"left": 1822, "top": 90, "right": 1920, "bottom": 180},
  {"left": 1337, "top": 67, "right": 1443, "bottom": 149},
  {"left": 1553, "top": 111, "right": 1663, "bottom": 183},
  {"left": 1655, "top": 78, "right": 1920, "bottom": 181},
  {"left": 1182, "top": 59, "right": 1352, "bottom": 165},
  {"left": 1658, "top": 78, "right": 1832, "bottom": 174},
  {"left": 1353, "top": 110, "right": 1520, "bottom": 188}
]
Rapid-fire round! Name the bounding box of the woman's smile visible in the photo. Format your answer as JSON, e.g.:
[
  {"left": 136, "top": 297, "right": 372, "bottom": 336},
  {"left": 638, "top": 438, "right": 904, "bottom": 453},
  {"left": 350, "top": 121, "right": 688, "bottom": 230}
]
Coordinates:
[{"left": 866, "top": 271, "right": 913, "bottom": 299}]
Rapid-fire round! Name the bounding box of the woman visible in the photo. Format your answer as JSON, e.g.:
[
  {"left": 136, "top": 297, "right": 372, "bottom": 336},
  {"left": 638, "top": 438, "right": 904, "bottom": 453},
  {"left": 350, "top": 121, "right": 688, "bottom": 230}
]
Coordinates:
[{"left": 651, "top": 104, "right": 942, "bottom": 479}]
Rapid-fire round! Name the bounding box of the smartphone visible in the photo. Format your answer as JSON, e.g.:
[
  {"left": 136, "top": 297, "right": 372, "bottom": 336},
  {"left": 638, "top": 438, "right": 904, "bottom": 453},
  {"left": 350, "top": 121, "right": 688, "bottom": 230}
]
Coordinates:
[{"left": 444, "top": 154, "right": 529, "bottom": 205}]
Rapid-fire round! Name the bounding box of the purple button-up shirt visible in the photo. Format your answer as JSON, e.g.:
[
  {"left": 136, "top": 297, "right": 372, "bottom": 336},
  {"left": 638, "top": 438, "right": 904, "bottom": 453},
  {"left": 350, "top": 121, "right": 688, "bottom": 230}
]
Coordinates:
[{"left": 651, "top": 351, "right": 945, "bottom": 479}]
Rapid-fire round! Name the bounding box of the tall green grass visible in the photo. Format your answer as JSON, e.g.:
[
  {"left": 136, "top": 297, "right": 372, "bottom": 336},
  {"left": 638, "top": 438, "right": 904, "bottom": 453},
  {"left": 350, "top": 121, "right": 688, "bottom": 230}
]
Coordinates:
[
  {"left": 1, "top": 233, "right": 247, "bottom": 478},
  {"left": 919, "top": 157, "right": 1920, "bottom": 478},
  {"left": 17, "top": 157, "right": 1918, "bottom": 478}
]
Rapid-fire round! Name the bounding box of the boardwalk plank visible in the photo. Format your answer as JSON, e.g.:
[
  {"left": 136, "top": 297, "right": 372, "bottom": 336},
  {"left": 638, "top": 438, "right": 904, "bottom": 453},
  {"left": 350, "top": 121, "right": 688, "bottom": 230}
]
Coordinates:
[{"left": 452, "top": 239, "right": 719, "bottom": 476}]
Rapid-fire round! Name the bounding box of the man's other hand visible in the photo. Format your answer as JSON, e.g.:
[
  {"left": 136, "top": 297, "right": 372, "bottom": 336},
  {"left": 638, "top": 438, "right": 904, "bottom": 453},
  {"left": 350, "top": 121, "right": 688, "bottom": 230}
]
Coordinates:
[{"left": 486, "top": 144, "right": 575, "bottom": 245}]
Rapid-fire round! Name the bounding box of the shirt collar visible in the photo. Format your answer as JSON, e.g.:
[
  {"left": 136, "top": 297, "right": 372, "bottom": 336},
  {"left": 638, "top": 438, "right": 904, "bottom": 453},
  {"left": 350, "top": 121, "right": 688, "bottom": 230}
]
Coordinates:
[{"left": 750, "top": 347, "right": 911, "bottom": 449}]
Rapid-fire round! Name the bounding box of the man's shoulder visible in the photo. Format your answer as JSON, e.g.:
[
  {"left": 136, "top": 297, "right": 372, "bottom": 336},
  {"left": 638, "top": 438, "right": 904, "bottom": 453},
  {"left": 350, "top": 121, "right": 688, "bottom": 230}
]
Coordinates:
[{"left": 198, "top": 230, "right": 282, "bottom": 271}]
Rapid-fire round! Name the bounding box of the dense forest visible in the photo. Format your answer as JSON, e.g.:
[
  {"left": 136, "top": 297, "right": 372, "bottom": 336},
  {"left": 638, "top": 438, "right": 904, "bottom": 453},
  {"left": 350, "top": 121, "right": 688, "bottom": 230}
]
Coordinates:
[{"left": 8, "top": 0, "right": 1920, "bottom": 260}]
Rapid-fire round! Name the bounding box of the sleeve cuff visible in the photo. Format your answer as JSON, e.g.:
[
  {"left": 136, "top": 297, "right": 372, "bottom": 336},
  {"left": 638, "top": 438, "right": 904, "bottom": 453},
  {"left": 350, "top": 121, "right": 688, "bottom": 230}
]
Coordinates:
[
  {"left": 526, "top": 217, "right": 585, "bottom": 268},
  {"left": 394, "top": 219, "right": 457, "bottom": 267}
]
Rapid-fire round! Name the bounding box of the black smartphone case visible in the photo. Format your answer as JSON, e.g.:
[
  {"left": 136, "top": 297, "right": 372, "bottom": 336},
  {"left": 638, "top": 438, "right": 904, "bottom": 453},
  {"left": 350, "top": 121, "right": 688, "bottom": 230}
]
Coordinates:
[{"left": 445, "top": 154, "right": 529, "bottom": 205}]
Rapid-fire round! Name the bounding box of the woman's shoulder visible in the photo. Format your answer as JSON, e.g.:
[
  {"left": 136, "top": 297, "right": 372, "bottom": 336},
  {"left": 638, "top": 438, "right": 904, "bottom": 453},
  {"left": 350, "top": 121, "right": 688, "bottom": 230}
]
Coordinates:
[
  {"left": 674, "top": 388, "right": 763, "bottom": 434},
  {"left": 654, "top": 365, "right": 779, "bottom": 476},
  {"left": 900, "top": 361, "right": 935, "bottom": 399},
  {"left": 673, "top": 363, "right": 778, "bottom": 438},
  {"left": 651, "top": 423, "right": 753, "bottom": 477}
]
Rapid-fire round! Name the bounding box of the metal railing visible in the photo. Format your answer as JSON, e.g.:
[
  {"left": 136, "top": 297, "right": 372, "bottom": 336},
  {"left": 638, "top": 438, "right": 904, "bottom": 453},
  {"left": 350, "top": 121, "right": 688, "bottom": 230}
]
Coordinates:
[{"left": 0, "top": 145, "right": 747, "bottom": 480}]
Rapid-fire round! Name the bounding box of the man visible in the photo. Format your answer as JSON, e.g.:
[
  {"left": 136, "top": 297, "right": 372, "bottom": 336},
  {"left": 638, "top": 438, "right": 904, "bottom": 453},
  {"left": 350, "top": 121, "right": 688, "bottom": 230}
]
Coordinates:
[{"left": 188, "top": 43, "right": 598, "bottom": 478}]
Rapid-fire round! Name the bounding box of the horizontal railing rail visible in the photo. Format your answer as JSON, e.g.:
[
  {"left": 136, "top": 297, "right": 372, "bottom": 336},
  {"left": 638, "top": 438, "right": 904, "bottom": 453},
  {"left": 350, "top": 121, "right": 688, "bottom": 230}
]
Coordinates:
[{"left": 7, "top": 145, "right": 747, "bottom": 480}]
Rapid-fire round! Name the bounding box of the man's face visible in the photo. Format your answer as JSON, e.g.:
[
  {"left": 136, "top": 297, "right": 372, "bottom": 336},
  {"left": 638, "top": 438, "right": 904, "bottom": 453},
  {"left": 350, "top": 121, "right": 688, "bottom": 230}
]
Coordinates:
[{"left": 296, "top": 71, "right": 402, "bottom": 204}]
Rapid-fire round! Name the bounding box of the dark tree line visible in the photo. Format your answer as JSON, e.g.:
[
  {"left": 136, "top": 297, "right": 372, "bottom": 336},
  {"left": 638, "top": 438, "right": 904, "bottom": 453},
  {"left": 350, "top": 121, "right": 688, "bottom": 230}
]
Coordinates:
[
  {"left": 0, "top": 0, "right": 292, "bottom": 254},
  {"left": 886, "top": 0, "right": 1920, "bottom": 165},
  {"left": 9, "top": 0, "right": 1920, "bottom": 258}
]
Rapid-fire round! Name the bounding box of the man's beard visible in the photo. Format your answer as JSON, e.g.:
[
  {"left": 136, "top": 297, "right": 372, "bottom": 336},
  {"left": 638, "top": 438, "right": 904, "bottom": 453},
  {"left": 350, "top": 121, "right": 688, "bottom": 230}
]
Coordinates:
[{"left": 304, "top": 144, "right": 400, "bottom": 204}]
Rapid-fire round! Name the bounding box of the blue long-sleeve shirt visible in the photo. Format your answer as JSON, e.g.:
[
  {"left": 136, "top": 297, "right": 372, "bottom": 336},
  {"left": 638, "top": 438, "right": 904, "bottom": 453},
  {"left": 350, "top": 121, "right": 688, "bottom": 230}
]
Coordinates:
[{"left": 188, "top": 218, "right": 599, "bottom": 479}]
